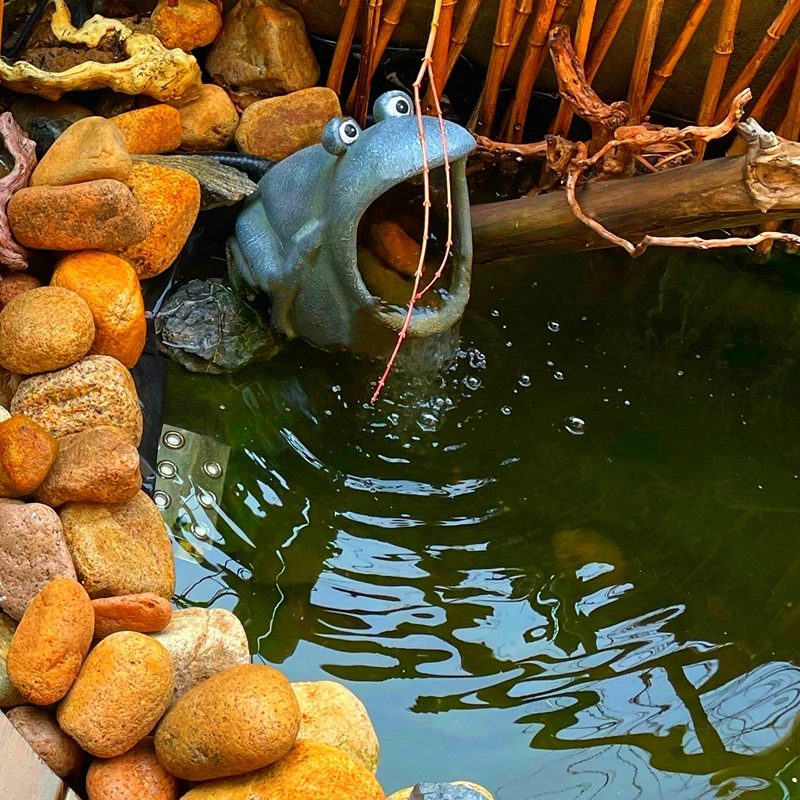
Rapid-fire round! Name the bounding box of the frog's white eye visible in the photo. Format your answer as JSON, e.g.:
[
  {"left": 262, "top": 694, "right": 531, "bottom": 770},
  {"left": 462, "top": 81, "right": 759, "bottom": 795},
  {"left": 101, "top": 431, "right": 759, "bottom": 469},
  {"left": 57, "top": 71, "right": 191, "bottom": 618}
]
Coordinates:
[
  {"left": 322, "top": 117, "right": 363, "bottom": 155},
  {"left": 373, "top": 91, "right": 414, "bottom": 122}
]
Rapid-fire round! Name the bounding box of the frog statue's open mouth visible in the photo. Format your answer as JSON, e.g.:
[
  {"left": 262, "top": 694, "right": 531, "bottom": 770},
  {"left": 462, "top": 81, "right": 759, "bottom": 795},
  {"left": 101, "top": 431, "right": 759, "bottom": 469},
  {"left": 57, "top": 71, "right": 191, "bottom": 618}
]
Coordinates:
[{"left": 227, "top": 90, "right": 476, "bottom": 356}]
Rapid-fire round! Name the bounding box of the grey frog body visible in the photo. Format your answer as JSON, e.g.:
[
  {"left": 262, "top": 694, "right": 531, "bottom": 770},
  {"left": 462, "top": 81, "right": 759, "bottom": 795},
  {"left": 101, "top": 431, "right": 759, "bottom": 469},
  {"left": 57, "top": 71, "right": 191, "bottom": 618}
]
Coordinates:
[{"left": 227, "top": 90, "right": 476, "bottom": 356}]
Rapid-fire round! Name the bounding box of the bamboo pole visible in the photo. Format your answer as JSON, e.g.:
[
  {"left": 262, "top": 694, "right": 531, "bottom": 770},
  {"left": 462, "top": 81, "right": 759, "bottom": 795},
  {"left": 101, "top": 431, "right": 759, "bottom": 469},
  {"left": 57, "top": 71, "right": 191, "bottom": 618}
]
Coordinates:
[
  {"left": 550, "top": 0, "right": 599, "bottom": 136},
  {"left": 502, "top": 0, "right": 569, "bottom": 142},
  {"left": 0, "top": 0, "right": 5, "bottom": 55},
  {"left": 328, "top": 0, "right": 367, "bottom": 96},
  {"left": 715, "top": 0, "right": 800, "bottom": 124},
  {"left": 642, "top": 0, "right": 715, "bottom": 117},
  {"left": 423, "top": 0, "right": 457, "bottom": 111},
  {"left": 694, "top": 0, "right": 742, "bottom": 160},
  {"left": 344, "top": 0, "right": 410, "bottom": 112},
  {"left": 353, "top": 0, "right": 383, "bottom": 124},
  {"left": 443, "top": 0, "right": 485, "bottom": 83},
  {"left": 469, "top": 0, "right": 518, "bottom": 133},
  {"left": 627, "top": 0, "right": 665, "bottom": 122},
  {"left": 585, "top": 0, "right": 637, "bottom": 82}
]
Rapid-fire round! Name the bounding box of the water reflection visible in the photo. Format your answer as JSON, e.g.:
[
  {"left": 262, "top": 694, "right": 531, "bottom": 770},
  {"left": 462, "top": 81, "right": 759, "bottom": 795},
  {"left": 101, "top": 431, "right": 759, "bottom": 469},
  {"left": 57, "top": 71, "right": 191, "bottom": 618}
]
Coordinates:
[{"left": 165, "top": 247, "right": 800, "bottom": 798}]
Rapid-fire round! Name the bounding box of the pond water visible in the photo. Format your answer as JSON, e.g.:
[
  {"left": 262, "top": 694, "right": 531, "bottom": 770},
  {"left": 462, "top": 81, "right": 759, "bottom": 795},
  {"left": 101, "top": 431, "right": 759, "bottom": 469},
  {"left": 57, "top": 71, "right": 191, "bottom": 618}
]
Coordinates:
[{"left": 162, "top": 244, "right": 800, "bottom": 799}]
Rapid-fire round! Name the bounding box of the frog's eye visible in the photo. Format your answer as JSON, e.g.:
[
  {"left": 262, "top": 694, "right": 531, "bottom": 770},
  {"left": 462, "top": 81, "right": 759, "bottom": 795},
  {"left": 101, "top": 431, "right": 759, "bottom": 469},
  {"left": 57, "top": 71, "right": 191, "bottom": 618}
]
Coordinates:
[
  {"left": 373, "top": 91, "right": 414, "bottom": 122},
  {"left": 322, "top": 117, "right": 362, "bottom": 155}
]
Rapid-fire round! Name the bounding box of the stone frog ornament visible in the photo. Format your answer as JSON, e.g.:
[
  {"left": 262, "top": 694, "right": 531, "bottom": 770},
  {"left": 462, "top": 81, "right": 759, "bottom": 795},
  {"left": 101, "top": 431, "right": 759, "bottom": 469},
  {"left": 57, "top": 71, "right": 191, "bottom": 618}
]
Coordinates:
[{"left": 227, "top": 90, "right": 476, "bottom": 355}]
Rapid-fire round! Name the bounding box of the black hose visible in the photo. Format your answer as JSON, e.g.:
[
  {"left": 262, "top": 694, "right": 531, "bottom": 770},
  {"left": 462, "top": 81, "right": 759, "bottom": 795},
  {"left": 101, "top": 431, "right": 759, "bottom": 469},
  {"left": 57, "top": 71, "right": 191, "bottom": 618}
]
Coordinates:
[{"left": 4, "top": 0, "right": 52, "bottom": 60}]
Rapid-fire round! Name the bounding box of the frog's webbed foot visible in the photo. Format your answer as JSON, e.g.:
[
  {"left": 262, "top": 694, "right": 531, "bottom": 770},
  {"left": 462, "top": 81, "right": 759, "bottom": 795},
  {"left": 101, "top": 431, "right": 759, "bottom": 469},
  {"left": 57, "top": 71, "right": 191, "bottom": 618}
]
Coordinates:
[{"left": 270, "top": 285, "right": 300, "bottom": 338}]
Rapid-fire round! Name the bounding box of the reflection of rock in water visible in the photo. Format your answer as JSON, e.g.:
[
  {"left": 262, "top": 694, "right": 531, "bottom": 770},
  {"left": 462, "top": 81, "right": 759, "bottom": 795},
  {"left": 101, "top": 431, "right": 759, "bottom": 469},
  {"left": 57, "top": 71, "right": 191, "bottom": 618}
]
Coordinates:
[{"left": 552, "top": 527, "right": 625, "bottom": 586}]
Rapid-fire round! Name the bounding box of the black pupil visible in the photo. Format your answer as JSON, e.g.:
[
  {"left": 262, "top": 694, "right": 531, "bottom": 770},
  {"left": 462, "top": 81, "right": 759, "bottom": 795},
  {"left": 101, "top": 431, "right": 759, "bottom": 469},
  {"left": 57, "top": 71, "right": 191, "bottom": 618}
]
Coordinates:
[
  {"left": 343, "top": 123, "right": 357, "bottom": 139},
  {"left": 396, "top": 100, "right": 409, "bottom": 113}
]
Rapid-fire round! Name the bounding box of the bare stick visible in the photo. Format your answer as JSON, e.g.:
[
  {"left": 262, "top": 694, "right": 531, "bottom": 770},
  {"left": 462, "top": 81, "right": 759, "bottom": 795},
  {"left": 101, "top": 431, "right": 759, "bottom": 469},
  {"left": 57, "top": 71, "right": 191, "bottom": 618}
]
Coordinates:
[
  {"left": 715, "top": 0, "right": 800, "bottom": 124},
  {"left": 551, "top": 0, "right": 599, "bottom": 136},
  {"left": 474, "top": 134, "right": 548, "bottom": 160},
  {"left": 642, "top": 0, "right": 715, "bottom": 117},
  {"left": 585, "top": 0, "right": 637, "bottom": 82},
  {"left": 443, "top": 0, "right": 484, "bottom": 83},
  {"left": 627, "top": 0, "right": 665, "bottom": 122},
  {"left": 423, "top": 0, "right": 457, "bottom": 112},
  {"left": 694, "top": 0, "right": 742, "bottom": 160},
  {"left": 328, "top": 0, "right": 366, "bottom": 95},
  {"left": 353, "top": 0, "right": 384, "bottom": 124}
]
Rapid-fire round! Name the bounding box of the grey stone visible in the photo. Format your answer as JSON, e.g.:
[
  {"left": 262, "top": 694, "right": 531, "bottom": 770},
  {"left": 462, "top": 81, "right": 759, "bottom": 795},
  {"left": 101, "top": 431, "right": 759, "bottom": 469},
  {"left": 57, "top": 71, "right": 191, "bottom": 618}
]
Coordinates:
[{"left": 411, "top": 785, "right": 487, "bottom": 800}]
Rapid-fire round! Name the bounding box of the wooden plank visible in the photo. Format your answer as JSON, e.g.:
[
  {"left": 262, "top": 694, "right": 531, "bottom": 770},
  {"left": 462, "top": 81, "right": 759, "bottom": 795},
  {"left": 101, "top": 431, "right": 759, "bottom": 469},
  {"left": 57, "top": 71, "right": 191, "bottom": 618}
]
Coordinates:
[{"left": 0, "top": 712, "right": 65, "bottom": 800}]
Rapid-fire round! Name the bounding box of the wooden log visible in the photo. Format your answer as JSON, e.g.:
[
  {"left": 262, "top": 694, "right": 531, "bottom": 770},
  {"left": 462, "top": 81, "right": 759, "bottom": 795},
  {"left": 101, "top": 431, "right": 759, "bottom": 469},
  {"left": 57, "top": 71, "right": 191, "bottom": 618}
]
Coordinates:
[{"left": 471, "top": 137, "right": 800, "bottom": 261}]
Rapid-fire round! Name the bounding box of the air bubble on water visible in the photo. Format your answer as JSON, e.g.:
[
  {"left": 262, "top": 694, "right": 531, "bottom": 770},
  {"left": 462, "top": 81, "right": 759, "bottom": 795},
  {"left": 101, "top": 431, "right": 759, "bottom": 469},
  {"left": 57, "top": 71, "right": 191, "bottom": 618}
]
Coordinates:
[
  {"left": 331, "top": 385, "right": 341, "bottom": 393},
  {"left": 417, "top": 411, "right": 440, "bottom": 432},
  {"left": 501, "top": 406, "right": 512, "bottom": 416},
  {"left": 387, "top": 413, "right": 400, "bottom": 426},
  {"left": 469, "top": 350, "right": 487, "bottom": 370},
  {"left": 624, "top": 400, "right": 631, "bottom": 406},
  {"left": 491, "top": 309, "right": 501, "bottom": 317},
  {"left": 464, "top": 375, "right": 481, "bottom": 391},
  {"left": 547, "top": 320, "right": 560, "bottom": 332},
  {"left": 677, "top": 370, "right": 684, "bottom": 377},
  {"left": 518, "top": 374, "right": 531, "bottom": 387},
  {"left": 553, "top": 371, "right": 564, "bottom": 381},
  {"left": 547, "top": 360, "right": 555, "bottom": 367},
  {"left": 565, "top": 416, "right": 586, "bottom": 435}
]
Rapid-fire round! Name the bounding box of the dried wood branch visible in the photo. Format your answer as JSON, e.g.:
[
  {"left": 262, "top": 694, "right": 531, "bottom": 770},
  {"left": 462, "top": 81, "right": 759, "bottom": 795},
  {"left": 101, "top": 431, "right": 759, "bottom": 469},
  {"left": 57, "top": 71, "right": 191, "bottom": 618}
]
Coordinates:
[
  {"left": 473, "top": 135, "right": 548, "bottom": 160},
  {"left": 0, "top": 113, "right": 36, "bottom": 271}
]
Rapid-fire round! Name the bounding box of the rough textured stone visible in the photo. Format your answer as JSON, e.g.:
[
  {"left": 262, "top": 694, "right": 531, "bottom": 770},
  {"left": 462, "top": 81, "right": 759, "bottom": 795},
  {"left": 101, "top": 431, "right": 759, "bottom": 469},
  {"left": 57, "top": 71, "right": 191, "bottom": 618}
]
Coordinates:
[
  {"left": 152, "top": 0, "right": 223, "bottom": 51},
  {"left": 206, "top": 0, "right": 320, "bottom": 98},
  {"left": 0, "top": 613, "right": 24, "bottom": 706},
  {"left": 58, "top": 631, "right": 174, "bottom": 758},
  {"left": 60, "top": 491, "right": 175, "bottom": 600},
  {"left": 0, "top": 368, "right": 20, "bottom": 408},
  {"left": 7, "top": 578, "right": 94, "bottom": 705},
  {"left": 235, "top": 88, "right": 340, "bottom": 162},
  {"left": 86, "top": 736, "right": 178, "bottom": 800},
  {"left": 115, "top": 162, "right": 200, "bottom": 279},
  {"left": 0, "top": 416, "right": 59, "bottom": 498},
  {"left": 92, "top": 594, "right": 172, "bottom": 639},
  {"left": 8, "top": 180, "right": 149, "bottom": 251},
  {"left": 155, "top": 663, "right": 300, "bottom": 781},
  {"left": 11, "top": 355, "right": 143, "bottom": 445},
  {"left": 0, "top": 274, "right": 41, "bottom": 310},
  {"left": 292, "top": 681, "right": 379, "bottom": 772},
  {"left": 0, "top": 502, "right": 76, "bottom": 620},
  {"left": 6, "top": 706, "right": 84, "bottom": 777},
  {"left": 177, "top": 84, "right": 239, "bottom": 151},
  {"left": 34, "top": 426, "right": 141, "bottom": 507},
  {"left": 0, "top": 287, "right": 95, "bottom": 375},
  {"left": 111, "top": 106, "right": 183, "bottom": 155},
  {"left": 150, "top": 607, "right": 250, "bottom": 701},
  {"left": 51, "top": 251, "right": 146, "bottom": 369},
  {"left": 30, "top": 117, "right": 132, "bottom": 187},
  {"left": 181, "top": 739, "right": 385, "bottom": 800}
]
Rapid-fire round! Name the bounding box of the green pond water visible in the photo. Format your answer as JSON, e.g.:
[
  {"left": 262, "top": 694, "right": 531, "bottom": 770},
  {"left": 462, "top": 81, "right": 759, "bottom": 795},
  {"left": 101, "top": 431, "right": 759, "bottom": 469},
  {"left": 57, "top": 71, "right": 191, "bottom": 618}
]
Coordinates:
[{"left": 163, "top": 245, "right": 800, "bottom": 799}]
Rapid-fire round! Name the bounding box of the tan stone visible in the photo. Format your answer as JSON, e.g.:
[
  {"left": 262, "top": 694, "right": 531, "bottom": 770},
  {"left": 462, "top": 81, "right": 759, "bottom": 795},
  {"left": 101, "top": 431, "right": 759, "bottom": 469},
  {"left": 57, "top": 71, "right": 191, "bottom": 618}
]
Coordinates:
[
  {"left": 292, "top": 681, "right": 379, "bottom": 772},
  {"left": 86, "top": 737, "right": 178, "bottom": 800},
  {"left": 116, "top": 162, "right": 201, "bottom": 279},
  {"left": 7, "top": 578, "right": 94, "bottom": 705},
  {"left": 34, "top": 426, "right": 141, "bottom": 507},
  {"left": 60, "top": 491, "right": 175, "bottom": 600},
  {"left": 111, "top": 105, "right": 183, "bottom": 155},
  {"left": 177, "top": 84, "right": 239, "bottom": 151},
  {"left": 11, "top": 355, "right": 143, "bottom": 445},
  {"left": 30, "top": 117, "right": 132, "bottom": 187},
  {"left": 58, "top": 631, "right": 174, "bottom": 758},
  {"left": 152, "top": 0, "right": 223, "bottom": 51},
  {"left": 0, "top": 274, "right": 41, "bottom": 310},
  {"left": 51, "top": 251, "right": 146, "bottom": 369},
  {"left": 0, "top": 287, "right": 95, "bottom": 375},
  {"left": 235, "top": 88, "right": 340, "bottom": 161},
  {"left": 150, "top": 607, "right": 250, "bottom": 701},
  {"left": 0, "top": 502, "right": 76, "bottom": 621},
  {"left": 206, "top": 0, "right": 320, "bottom": 97},
  {"left": 8, "top": 181, "right": 149, "bottom": 251},
  {"left": 154, "top": 663, "right": 300, "bottom": 781},
  {"left": 6, "top": 706, "right": 84, "bottom": 778},
  {"left": 0, "top": 416, "right": 59, "bottom": 498},
  {"left": 0, "top": 613, "right": 24, "bottom": 707},
  {"left": 92, "top": 594, "right": 172, "bottom": 639},
  {"left": 180, "top": 739, "right": 385, "bottom": 800}
]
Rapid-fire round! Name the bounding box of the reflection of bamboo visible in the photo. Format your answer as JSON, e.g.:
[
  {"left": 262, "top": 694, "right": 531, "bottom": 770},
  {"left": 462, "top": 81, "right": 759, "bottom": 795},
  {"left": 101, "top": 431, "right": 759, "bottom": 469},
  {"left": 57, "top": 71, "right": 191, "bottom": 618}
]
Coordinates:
[
  {"left": 694, "top": 0, "right": 742, "bottom": 160},
  {"left": 344, "top": 0, "right": 410, "bottom": 112},
  {"left": 469, "top": 0, "right": 518, "bottom": 133},
  {"left": 627, "top": 0, "right": 665, "bottom": 122},
  {"left": 328, "top": 0, "right": 366, "bottom": 96},
  {"left": 353, "top": 0, "right": 383, "bottom": 125},
  {"left": 585, "top": 0, "right": 637, "bottom": 82},
  {"left": 502, "top": 0, "right": 568, "bottom": 142},
  {"left": 715, "top": 0, "right": 800, "bottom": 124},
  {"left": 551, "top": 0, "right": 599, "bottom": 136},
  {"left": 423, "top": 0, "right": 458, "bottom": 112},
  {"left": 642, "top": 0, "right": 715, "bottom": 117},
  {"left": 443, "top": 0, "right": 484, "bottom": 83}
]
